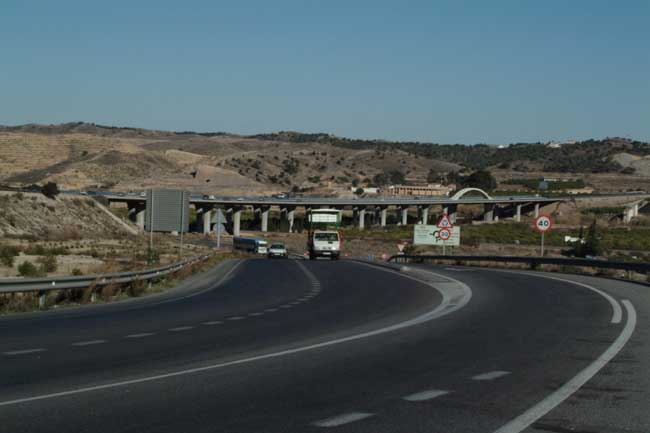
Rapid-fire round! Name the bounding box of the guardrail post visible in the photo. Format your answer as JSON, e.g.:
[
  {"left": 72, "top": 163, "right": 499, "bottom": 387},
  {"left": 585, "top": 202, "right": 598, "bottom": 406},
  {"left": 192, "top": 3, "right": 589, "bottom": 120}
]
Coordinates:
[{"left": 38, "top": 291, "right": 46, "bottom": 309}]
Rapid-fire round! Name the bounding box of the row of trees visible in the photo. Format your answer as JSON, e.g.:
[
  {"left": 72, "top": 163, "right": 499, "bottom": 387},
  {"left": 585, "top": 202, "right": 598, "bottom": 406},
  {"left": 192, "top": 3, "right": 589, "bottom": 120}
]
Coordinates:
[{"left": 252, "top": 132, "right": 650, "bottom": 173}]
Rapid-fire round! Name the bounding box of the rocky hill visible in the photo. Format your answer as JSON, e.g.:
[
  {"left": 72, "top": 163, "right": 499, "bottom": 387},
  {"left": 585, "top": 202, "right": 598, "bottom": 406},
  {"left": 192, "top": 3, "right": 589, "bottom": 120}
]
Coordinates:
[{"left": 0, "top": 123, "right": 648, "bottom": 195}]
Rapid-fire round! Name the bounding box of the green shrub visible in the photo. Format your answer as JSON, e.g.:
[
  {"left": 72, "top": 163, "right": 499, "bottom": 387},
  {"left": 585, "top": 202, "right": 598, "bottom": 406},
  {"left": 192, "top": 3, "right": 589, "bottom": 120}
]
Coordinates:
[
  {"left": 41, "top": 182, "right": 60, "bottom": 199},
  {"left": 146, "top": 248, "right": 160, "bottom": 265},
  {"left": 0, "top": 245, "right": 19, "bottom": 267},
  {"left": 37, "top": 254, "right": 58, "bottom": 273},
  {"left": 18, "top": 261, "right": 43, "bottom": 277}
]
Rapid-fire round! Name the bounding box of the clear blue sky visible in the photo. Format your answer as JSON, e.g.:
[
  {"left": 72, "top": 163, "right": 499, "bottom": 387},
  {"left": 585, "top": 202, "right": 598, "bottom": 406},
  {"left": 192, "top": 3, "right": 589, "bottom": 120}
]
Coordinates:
[{"left": 1, "top": 0, "right": 648, "bottom": 143}]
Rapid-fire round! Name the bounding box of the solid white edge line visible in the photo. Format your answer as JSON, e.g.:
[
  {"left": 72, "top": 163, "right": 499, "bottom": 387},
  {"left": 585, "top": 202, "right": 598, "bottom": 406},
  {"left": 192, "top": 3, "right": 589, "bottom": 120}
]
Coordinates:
[
  {"left": 149, "top": 259, "right": 245, "bottom": 306},
  {"left": 464, "top": 267, "right": 622, "bottom": 324},
  {"left": 492, "top": 299, "right": 636, "bottom": 433},
  {"left": 0, "top": 260, "right": 471, "bottom": 408},
  {"left": 312, "top": 412, "right": 375, "bottom": 427},
  {"left": 526, "top": 273, "right": 622, "bottom": 324}
]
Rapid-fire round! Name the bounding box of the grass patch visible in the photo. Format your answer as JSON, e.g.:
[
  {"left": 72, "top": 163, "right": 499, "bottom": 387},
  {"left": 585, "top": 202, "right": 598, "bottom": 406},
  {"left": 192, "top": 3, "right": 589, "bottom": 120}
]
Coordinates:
[{"left": 343, "top": 223, "right": 650, "bottom": 251}]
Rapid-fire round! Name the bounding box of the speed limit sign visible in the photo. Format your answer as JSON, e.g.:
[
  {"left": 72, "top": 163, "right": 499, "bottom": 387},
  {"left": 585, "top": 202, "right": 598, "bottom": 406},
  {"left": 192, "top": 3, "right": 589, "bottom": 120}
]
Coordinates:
[
  {"left": 534, "top": 215, "right": 553, "bottom": 233},
  {"left": 438, "top": 228, "right": 451, "bottom": 241}
]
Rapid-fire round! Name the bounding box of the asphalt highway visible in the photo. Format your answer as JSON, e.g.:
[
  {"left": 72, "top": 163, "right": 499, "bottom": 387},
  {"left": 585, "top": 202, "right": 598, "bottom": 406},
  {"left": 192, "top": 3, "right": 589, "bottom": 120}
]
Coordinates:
[{"left": 0, "top": 259, "right": 647, "bottom": 432}]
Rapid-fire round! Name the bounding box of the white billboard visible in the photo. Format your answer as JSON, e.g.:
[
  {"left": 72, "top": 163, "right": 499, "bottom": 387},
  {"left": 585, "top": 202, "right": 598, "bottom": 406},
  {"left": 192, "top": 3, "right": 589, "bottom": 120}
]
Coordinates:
[{"left": 413, "top": 225, "right": 461, "bottom": 246}]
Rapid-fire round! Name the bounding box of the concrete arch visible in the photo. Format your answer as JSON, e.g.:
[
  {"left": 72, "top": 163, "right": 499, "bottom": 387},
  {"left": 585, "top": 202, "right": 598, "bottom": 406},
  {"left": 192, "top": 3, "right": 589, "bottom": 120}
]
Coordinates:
[{"left": 451, "top": 187, "right": 491, "bottom": 200}]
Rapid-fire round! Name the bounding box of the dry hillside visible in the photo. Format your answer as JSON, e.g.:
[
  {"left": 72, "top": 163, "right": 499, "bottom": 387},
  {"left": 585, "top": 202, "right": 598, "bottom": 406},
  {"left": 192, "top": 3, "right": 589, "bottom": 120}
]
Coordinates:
[
  {"left": 0, "top": 191, "right": 133, "bottom": 239},
  {"left": 0, "top": 123, "right": 459, "bottom": 195}
]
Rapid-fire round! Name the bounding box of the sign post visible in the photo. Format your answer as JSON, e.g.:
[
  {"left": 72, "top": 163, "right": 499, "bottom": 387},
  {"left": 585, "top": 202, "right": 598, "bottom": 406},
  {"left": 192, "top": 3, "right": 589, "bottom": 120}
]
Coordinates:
[
  {"left": 534, "top": 215, "right": 553, "bottom": 256},
  {"left": 216, "top": 209, "right": 222, "bottom": 249},
  {"left": 437, "top": 214, "right": 454, "bottom": 256}
]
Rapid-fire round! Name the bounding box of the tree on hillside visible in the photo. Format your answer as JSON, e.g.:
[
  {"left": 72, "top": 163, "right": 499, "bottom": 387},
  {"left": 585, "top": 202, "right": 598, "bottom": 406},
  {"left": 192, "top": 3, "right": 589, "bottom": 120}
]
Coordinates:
[
  {"left": 41, "top": 182, "right": 60, "bottom": 199},
  {"left": 426, "top": 168, "right": 443, "bottom": 184},
  {"left": 460, "top": 170, "right": 497, "bottom": 192},
  {"left": 372, "top": 170, "right": 405, "bottom": 187},
  {"left": 578, "top": 220, "right": 602, "bottom": 257}
]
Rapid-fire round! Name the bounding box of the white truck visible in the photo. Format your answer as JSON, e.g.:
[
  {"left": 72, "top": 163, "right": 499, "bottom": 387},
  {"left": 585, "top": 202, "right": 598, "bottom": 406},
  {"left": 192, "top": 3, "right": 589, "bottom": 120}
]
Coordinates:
[{"left": 306, "top": 209, "right": 342, "bottom": 260}]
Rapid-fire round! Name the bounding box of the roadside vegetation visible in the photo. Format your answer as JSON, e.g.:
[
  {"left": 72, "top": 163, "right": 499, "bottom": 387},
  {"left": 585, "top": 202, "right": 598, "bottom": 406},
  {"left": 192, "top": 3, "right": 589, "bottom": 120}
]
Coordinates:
[
  {"left": 0, "top": 252, "right": 242, "bottom": 315},
  {"left": 342, "top": 222, "right": 650, "bottom": 256}
]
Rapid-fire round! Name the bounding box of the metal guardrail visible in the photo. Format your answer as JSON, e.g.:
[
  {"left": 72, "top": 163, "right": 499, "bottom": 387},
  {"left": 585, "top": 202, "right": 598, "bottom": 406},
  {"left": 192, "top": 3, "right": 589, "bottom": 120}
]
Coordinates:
[
  {"left": 0, "top": 254, "right": 211, "bottom": 308},
  {"left": 388, "top": 254, "right": 650, "bottom": 274}
]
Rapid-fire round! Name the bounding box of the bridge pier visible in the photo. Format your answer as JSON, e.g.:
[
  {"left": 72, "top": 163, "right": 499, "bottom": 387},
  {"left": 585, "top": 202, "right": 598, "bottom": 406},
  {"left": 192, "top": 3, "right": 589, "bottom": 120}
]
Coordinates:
[
  {"left": 358, "top": 208, "right": 366, "bottom": 230},
  {"left": 400, "top": 207, "right": 408, "bottom": 225},
  {"left": 282, "top": 207, "right": 295, "bottom": 233},
  {"left": 418, "top": 206, "right": 429, "bottom": 225},
  {"left": 260, "top": 207, "right": 269, "bottom": 232},
  {"left": 202, "top": 208, "right": 212, "bottom": 235},
  {"left": 484, "top": 204, "right": 495, "bottom": 222},
  {"left": 380, "top": 207, "right": 387, "bottom": 227},
  {"left": 443, "top": 204, "right": 457, "bottom": 223},
  {"left": 135, "top": 208, "right": 145, "bottom": 230},
  {"left": 128, "top": 203, "right": 146, "bottom": 230},
  {"left": 515, "top": 204, "right": 522, "bottom": 222},
  {"left": 232, "top": 208, "right": 241, "bottom": 237}
]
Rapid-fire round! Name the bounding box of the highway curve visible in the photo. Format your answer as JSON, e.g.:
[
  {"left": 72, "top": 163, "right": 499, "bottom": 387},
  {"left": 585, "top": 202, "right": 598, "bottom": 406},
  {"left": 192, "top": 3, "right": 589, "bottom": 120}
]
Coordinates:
[{"left": 0, "top": 259, "right": 648, "bottom": 433}]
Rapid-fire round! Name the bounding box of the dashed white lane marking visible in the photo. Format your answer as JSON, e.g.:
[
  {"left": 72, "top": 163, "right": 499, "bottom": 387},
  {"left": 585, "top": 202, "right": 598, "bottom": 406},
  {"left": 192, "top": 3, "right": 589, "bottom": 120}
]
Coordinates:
[
  {"left": 202, "top": 321, "right": 222, "bottom": 326},
  {"left": 71, "top": 340, "right": 107, "bottom": 347},
  {"left": 312, "top": 412, "right": 374, "bottom": 427},
  {"left": 168, "top": 326, "right": 194, "bottom": 332},
  {"left": 403, "top": 389, "right": 449, "bottom": 402},
  {"left": 265, "top": 308, "right": 278, "bottom": 312},
  {"left": 493, "top": 299, "right": 637, "bottom": 433},
  {"left": 0, "top": 261, "right": 469, "bottom": 408},
  {"left": 472, "top": 371, "right": 510, "bottom": 381},
  {"left": 125, "top": 333, "right": 155, "bottom": 338},
  {"left": 279, "top": 305, "right": 292, "bottom": 309},
  {"left": 445, "top": 267, "right": 476, "bottom": 272},
  {"left": 227, "top": 316, "right": 244, "bottom": 321},
  {"left": 248, "top": 312, "right": 263, "bottom": 317},
  {"left": 4, "top": 348, "right": 46, "bottom": 356}
]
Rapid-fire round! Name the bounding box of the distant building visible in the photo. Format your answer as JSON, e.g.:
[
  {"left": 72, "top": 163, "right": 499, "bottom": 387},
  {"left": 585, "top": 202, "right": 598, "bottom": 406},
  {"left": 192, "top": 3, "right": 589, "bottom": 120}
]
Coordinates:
[
  {"left": 566, "top": 187, "right": 594, "bottom": 195},
  {"left": 546, "top": 140, "right": 577, "bottom": 149},
  {"left": 381, "top": 184, "right": 454, "bottom": 197},
  {"left": 350, "top": 186, "right": 379, "bottom": 195}
]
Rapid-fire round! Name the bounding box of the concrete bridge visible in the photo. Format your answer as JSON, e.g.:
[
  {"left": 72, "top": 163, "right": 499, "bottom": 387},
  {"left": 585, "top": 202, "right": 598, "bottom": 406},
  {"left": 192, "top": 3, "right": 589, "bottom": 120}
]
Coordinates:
[{"left": 91, "top": 188, "right": 562, "bottom": 237}]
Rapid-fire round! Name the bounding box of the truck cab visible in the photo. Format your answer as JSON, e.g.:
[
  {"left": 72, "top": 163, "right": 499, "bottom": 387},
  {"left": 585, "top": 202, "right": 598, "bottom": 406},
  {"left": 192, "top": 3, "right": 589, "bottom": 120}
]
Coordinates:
[{"left": 306, "top": 208, "right": 343, "bottom": 260}]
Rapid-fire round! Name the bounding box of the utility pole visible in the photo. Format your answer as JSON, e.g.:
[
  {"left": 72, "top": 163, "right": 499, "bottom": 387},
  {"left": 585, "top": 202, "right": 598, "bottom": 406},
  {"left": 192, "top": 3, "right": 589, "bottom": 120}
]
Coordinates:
[
  {"left": 149, "top": 189, "right": 155, "bottom": 263},
  {"left": 215, "top": 208, "right": 222, "bottom": 248},
  {"left": 179, "top": 191, "right": 185, "bottom": 258}
]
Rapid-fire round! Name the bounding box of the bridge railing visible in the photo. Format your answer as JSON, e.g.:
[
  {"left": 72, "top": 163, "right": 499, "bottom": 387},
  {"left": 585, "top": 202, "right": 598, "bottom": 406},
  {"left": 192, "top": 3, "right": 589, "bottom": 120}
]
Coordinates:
[
  {"left": 0, "top": 254, "right": 212, "bottom": 308},
  {"left": 388, "top": 254, "right": 650, "bottom": 276}
]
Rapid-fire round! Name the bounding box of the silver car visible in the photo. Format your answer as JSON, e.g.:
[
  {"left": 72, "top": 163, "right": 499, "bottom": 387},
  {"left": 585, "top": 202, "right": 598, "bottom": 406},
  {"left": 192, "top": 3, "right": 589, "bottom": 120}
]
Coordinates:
[{"left": 267, "top": 243, "right": 288, "bottom": 259}]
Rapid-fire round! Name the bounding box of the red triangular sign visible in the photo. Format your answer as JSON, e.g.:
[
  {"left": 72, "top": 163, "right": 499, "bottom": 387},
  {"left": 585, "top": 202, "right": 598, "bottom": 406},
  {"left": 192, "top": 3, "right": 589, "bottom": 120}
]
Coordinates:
[{"left": 437, "top": 214, "right": 453, "bottom": 229}]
